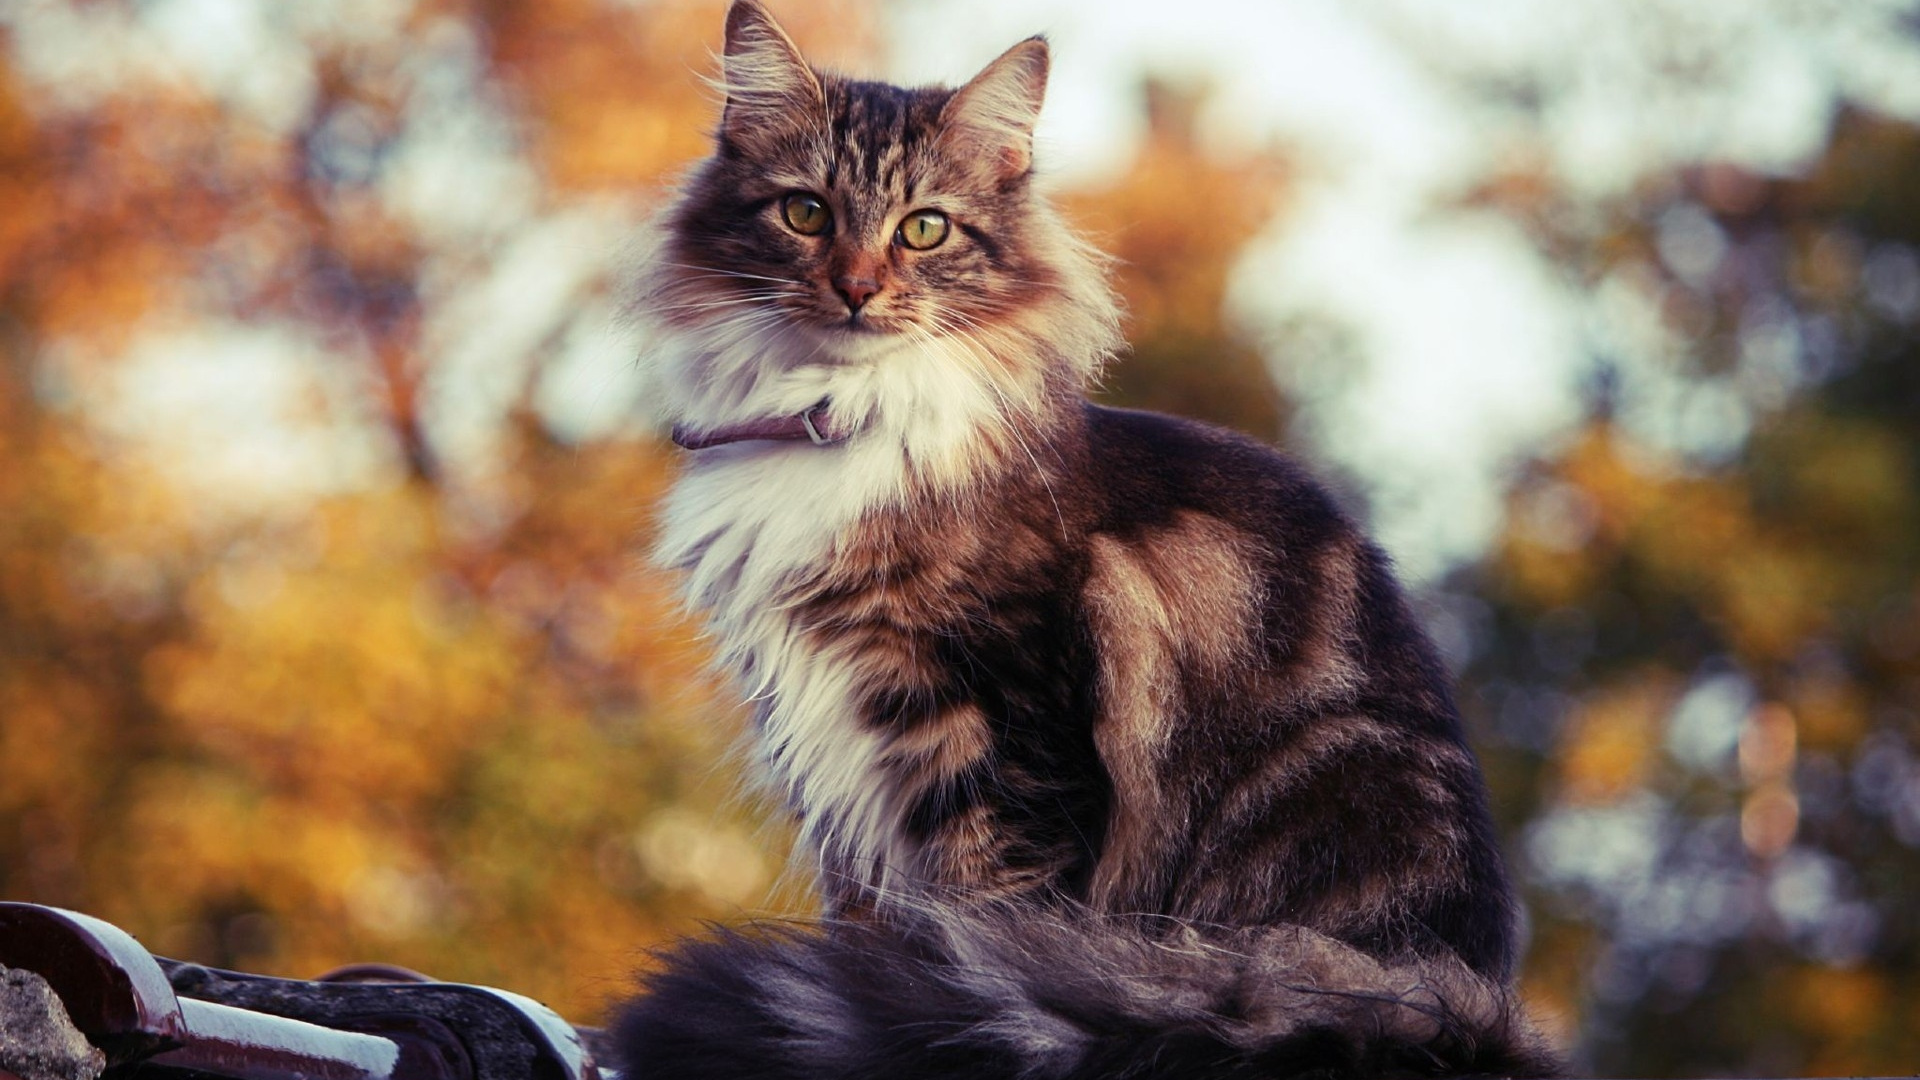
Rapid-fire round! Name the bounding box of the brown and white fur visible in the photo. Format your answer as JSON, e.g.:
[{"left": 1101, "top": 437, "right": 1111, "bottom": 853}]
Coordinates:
[{"left": 615, "top": 4, "right": 1561, "bottom": 1077}]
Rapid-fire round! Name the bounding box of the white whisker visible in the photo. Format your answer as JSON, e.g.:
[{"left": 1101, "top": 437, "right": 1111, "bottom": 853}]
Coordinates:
[{"left": 656, "top": 261, "right": 808, "bottom": 289}]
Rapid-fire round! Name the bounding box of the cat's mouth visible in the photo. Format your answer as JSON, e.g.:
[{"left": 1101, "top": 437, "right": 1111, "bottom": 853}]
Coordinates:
[{"left": 825, "top": 310, "right": 895, "bottom": 336}]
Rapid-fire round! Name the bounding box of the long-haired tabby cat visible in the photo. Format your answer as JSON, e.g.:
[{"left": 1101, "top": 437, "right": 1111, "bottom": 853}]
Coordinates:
[{"left": 615, "top": 3, "right": 1560, "bottom": 1077}]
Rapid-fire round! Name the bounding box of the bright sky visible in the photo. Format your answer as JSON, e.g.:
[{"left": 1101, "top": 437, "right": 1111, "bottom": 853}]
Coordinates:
[{"left": 12, "top": 0, "right": 1920, "bottom": 579}]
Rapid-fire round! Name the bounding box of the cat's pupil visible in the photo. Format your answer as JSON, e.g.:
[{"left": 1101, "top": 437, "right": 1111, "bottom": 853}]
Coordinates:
[
  {"left": 782, "top": 193, "right": 832, "bottom": 236},
  {"left": 899, "top": 210, "right": 950, "bottom": 251}
]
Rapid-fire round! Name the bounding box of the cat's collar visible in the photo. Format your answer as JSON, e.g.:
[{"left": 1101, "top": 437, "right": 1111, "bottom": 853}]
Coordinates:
[{"left": 670, "top": 401, "right": 850, "bottom": 451}]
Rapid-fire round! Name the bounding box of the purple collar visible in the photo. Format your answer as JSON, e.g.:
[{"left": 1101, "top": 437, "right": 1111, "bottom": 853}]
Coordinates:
[{"left": 670, "top": 402, "right": 850, "bottom": 451}]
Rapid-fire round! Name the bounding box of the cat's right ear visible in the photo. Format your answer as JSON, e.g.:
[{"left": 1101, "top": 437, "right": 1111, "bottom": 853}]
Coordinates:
[
  {"left": 718, "top": 0, "right": 826, "bottom": 156},
  {"left": 939, "top": 36, "right": 1049, "bottom": 184}
]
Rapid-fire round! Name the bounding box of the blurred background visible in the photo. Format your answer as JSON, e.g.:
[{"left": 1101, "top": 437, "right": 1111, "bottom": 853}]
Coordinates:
[{"left": 2, "top": 0, "right": 1918, "bottom": 1073}]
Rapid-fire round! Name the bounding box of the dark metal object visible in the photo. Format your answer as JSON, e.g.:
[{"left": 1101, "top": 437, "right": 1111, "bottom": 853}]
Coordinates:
[
  {"left": 0, "top": 905, "right": 187, "bottom": 1068},
  {"left": 156, "top": 960, "right": 597, "bottom": 1080},
  {"left": 0, "top": 904, "right": 610, "bottom": 1080},
  {"left": 157, "top": 998, "right": 405, "bottom": 1080},
  {"left": 314, "top": 964, "right": 436, "bottom": 985}
]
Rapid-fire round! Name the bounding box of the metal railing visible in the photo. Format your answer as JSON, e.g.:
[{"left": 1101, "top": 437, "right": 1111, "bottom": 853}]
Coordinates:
[{"left": 0, "top": 904, "right": 613, "bottom": 1080}]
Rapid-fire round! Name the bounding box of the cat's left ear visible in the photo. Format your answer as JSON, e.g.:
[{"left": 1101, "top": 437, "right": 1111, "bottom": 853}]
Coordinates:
[{"left": 939, "top": 36, "right": 1049, "bottom": 183}]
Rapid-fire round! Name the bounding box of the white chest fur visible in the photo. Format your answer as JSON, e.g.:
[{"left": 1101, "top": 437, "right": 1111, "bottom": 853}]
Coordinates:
[{"left": 649, "top": 326, "right": 1014, "bottom": 896}]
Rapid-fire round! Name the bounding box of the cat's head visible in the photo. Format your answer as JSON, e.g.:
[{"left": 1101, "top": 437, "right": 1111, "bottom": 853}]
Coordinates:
[{"left": 634, "top": 0, "right": 1118, "bottom": 442}]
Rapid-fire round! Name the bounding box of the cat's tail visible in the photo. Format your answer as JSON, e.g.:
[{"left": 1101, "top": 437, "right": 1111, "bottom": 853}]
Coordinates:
[{"left": 612, "top": 904, "right": 1562, "bottom": 1080}]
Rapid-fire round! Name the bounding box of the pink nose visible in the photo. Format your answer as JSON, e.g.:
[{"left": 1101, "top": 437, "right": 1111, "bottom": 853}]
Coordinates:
[{"left": 835, "top": 276, "right": 880, "bottom": 312}]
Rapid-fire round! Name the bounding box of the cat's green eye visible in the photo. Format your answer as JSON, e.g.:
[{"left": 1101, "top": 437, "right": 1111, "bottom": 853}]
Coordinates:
[
  {"left": 897, "top": 209, "right": 950, "bottom": 251},
  {"left": 782, "top": 193, "right": 832, "bottom": 236}
]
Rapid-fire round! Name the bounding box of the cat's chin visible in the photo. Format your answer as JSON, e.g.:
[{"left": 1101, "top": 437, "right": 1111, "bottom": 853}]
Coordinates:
[{"left": 806, "top": 322, "right": 917, "bottom": 363}]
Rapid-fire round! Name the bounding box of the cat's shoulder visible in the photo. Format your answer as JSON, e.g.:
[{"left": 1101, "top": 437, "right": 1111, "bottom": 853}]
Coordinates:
[{"left": 1081, "top": 402, "right": 1353, "bottom": 534}]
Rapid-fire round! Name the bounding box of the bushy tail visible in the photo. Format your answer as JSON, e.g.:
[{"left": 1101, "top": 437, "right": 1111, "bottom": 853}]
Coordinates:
[{"left": 614, "top": 906, "right": 1561, "bottom": 1080}]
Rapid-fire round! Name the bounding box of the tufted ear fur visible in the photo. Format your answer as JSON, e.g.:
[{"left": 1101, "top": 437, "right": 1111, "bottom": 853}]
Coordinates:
[
  {"left": 718, "top": 0, "right": 826, "bottom": 156},
  {"left": 938, "top": 36, "right": 1049, "bottom": 184}
]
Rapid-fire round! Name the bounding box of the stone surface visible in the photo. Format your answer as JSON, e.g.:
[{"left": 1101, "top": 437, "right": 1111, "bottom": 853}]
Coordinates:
[{"left": 0, "top": 966, "right": 104, "bottom": 1080}]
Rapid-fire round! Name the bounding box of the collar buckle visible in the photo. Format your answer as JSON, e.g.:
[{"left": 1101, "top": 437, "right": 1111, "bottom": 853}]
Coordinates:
[{"left": 800, "top": 405, "right": 833, "bottom": 446}]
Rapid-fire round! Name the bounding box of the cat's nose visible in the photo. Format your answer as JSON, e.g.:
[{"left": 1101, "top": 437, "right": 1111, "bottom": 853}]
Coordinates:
[{"left": 834, "top": 276, "right": 880, "bottom": 312}]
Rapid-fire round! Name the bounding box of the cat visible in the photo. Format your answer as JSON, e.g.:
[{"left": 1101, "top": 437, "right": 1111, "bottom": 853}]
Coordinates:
[{"left": 613, "top": 2, "right": 1561, "bottom": 1077}]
